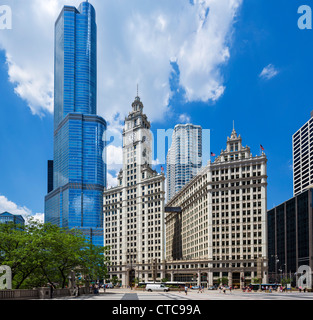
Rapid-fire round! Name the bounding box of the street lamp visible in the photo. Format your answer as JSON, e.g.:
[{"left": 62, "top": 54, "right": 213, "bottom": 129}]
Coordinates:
[
  {"left": 279, "top": 264, "right": 286, "bottom": 285},
  {"left": 127, "top": 249, "right": 133, "bottom": 290},
  {"left": 271, "top": 255, "right": 279, "bottom": 283},
  {"left": 127, "top": 250, "right": 137, "bottom": 290}
]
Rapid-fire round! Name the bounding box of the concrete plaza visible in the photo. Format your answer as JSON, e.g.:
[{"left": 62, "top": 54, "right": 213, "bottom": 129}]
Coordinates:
[{"left": 52, "top": 288, "right": 313, "bottom": 301}]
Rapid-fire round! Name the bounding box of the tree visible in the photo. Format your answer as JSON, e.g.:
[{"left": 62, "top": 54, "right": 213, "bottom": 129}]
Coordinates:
[
  {"left": 111, "top": 276, "right": 119, "bottom": 286},
  {"left": 252, "top": 277, "right": 261, "bottom": 284},
  {"left": 78, "top": 239, "right": 111, "bottom": 285},
  {"left": 281, "top": 277, "right": 292, "bottom": 287},
  {"left": 0, "top": 220, "right": 110, "bottom": 289},
  {"left": 217, "top": 277, "right": 228, "bottom": 286},
  {"left": 0, "top": 221, "right": 40, "bottom": 289}
]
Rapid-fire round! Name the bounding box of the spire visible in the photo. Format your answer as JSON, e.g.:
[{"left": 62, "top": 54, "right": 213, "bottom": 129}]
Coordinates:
[
  {"left": 135, "top": 83, "right": 141, "bottom": 102},
  {"left": 131, "top": 84, "right": 143, "bottom": 113},
  {"left": 231, "top": 120, "right": 237, "bottom": 139}
]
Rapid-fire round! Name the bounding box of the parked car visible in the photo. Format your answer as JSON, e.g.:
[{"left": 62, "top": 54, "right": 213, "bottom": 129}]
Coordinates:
[
  {"left": 191, "top": 286, "right": 200, "bottom": 290},
  {"left": 145, "top": 283, "right": 169, "bottom": 292},
  {"left": 105, "top": 283, "right": 114, "bottom": 288},
  {"left": 208, "top": 286, "right": 217, "bottom": 290}
]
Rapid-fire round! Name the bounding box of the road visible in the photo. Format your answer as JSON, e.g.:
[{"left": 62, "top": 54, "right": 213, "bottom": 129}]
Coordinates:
[{"left": 53, "top": 288, "right": 313, "bottom": 300}]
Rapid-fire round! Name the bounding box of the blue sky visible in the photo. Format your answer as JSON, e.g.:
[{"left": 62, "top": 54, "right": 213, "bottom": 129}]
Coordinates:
[{"left": 0, "top": 0, "right": 312, "bottom": 219}]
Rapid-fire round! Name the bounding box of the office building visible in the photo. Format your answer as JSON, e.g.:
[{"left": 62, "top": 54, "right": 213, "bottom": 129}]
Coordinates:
[
  {"left": 268, "top": 188, "right": 313, "bottom": 282},
  {"left": 165, "top": 128, "right": 268, "bottom": 287},
  {"left": 166, "top": 124, "right": 202, "bottom": 202},
  {"left": 293, "top": 111, "right": 313, "bottom": 196},
  {"left": 0, "top": 212, "right": 25, "bottom": 227},
  {"left": 47, "top": 160, "right": 54, "bottom": 194},
  {"left": 45, "top": 2, "right": 106, "bottom": 247},
  {"left": 103, "top": 95, "right": 166, "bottom": 287}
]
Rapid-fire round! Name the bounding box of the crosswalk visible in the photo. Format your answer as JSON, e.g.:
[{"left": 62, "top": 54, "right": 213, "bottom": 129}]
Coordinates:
[{"left": 54, "top": 290, "right": 313, "bottom": 301}]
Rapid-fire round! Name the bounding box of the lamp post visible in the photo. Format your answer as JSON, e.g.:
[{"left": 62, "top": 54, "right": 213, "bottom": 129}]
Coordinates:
[
  {"left": 128, "top": 250, "right": 137, "bottom": 290},
  {"left": 279, "top": 264, "right": 286, "bottom": 286},
  {"left": 130, "top": 251, "right": 133, "bottom": 290},
  {"left": 271, "top": 255, "right": 279, "bottom": 283}
]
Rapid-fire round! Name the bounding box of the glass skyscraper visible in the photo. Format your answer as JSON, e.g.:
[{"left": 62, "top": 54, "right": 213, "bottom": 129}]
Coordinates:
[
  {"left": 292, "top": 111, "right": 313, "bottom": 196},
  {"left": 166, "top": 124, "right": 202, "bottom": 202},
  {"left": 45, "top": 2, "right": 106, "bottom": 247},
  {"left": 268, "top": 188, "right": 313, "bottom": 281}
]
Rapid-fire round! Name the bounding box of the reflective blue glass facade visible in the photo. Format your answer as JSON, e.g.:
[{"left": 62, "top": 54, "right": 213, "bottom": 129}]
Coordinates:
[
  {"left": 0, "top": 212, "right": 25, "bottom": 227},
  {"left": 45, "top": 2, "right": 106, "bottom": 247}
]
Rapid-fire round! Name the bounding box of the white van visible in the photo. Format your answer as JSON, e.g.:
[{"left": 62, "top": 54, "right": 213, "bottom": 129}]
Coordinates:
[{"left": 145, "top": 283, "right": 169, "bottom": 292}]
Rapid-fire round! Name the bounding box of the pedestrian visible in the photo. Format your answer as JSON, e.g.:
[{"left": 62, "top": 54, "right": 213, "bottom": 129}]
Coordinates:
[
  {"left": 185, "top": 286, "right": 188, "bottom": 295},
  {"left": 48, "top": 283, "right": 54, "bottom": 299},
  {"left": 229, "top": 286, "right": 232, "bottom": 294},
  {"left": 94, "top": 284, "right": 99, "bottom": 294}
]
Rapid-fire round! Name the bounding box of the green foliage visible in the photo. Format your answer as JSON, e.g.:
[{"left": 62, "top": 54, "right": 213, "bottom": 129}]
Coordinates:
[
  {"left": 217, "top": 277, "right": 228, "bottom": 285},
  {"left": 252, "top": 277, "right": 261, "bottom": 284},
  {"left": 281, "top": 278, "right": 292, "bottom": 286},
  {"left": 111, "top": 275, "right": 119, "bottom": 285},
  {"left": 0, "top": 219, "right": 110, "bottom": 289}
]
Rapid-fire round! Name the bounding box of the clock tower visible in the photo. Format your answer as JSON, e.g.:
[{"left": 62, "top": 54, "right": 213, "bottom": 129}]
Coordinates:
[
  {"left": 122, "top": 95, "right": 154, "bottom": 186},
  {"left": 104, "top": 93, "right": 166, "bottom": 287}
]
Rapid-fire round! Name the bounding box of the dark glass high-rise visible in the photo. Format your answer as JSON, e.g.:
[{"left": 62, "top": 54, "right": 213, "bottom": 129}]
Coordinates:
[{"left": 45, "top": 1, "right": 106, "bottom": 247}]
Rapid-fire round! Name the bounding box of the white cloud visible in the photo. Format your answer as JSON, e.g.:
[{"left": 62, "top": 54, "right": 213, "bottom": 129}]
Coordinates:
[
  {"left": 152, "top": 158, "right": 161, "bottom": 166},
  {"left": 106, "top": 144, "right": 123, "bottom": 169},
  {"left": 29, "top": 212, "right": 45, "bottom": 224},
  {"left": 259, "top": 64, "right": 279, "bottom": 80},
  {"left": 0, "top": 195, "right": 44, "bottom": 224},
  {"left": 107, "top": 171, "right": 119, "bottom": 189},
  {"left": 0, "top": 0, "right": 242, "bottom": 122},
  {"left": 178, "top": 113, "right": 191, "bottom": 123}
]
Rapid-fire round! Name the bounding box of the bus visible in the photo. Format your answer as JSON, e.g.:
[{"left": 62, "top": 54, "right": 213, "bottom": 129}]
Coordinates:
[{"left": 138, "top": 281, "right": 186, "bottom": 289}]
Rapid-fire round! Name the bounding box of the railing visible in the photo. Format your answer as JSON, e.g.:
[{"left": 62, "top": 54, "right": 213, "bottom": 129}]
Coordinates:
[
  {"left": 0, "top": 289, "right": 39, "bottom": 300},
  {"left": 0, "top": 287, "right": 90, "bottom": 300}
]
